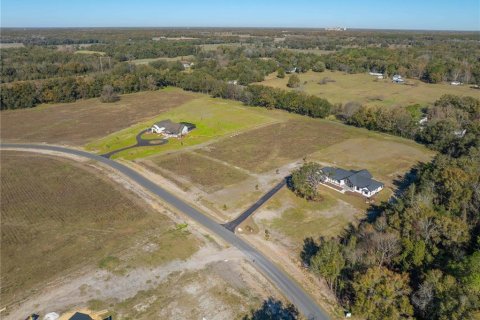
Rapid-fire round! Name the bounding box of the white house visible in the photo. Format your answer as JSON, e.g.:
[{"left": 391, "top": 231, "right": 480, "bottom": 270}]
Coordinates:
[
  {"left": 369, "top": 72, "right": 383, "bottom": 77},
  {"left": 451, "top": 81, "right": 462, "bottom": 86},
  {"left": 151, "top": 119, "right": 189, "bottom": 138},
  {"left": 321, "top": 167, "right": 384, "bottom": 197}
]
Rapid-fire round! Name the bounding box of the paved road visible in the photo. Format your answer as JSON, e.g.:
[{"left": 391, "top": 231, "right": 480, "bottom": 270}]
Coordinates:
[
  {"left": 223, "top": 179, "right": 286, "bottom": 232},
  {"left": 0, "top": 143, "right": 329, "bottom": 320},
  {"left": 101, "top": 129, "right": 167, "bottom": 158}
]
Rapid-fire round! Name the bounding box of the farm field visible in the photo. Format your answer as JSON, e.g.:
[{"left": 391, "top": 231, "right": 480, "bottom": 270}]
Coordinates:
[
  {"left": 0, "top": 151, "right": 199, "bottom": 308},
  {"left": 0, "top": 87, "right": 197, "bottom": 146},
  {"left": 86, "top": 95, "right": 278, "bottom": 160},
  {"left": 257, "top": 70, "right": 480, "bottom": 107}
]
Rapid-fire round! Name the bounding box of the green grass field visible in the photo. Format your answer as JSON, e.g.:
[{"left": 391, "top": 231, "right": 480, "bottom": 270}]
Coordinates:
[
  {"left": 258, "top": 70, "right": 480, "bottom": 107},
  {"left": 86, "top": 95, "right": 278, "bottom": 160}
]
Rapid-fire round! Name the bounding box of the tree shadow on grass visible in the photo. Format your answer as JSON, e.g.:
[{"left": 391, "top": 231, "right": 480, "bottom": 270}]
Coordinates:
[{"left": 242, "top": 297, "right": 299, "bottom": 320}]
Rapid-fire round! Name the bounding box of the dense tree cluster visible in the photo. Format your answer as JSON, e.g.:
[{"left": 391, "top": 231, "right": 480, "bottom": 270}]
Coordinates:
[
  {"left": 289, "top": 162, "right": 324, "bottom": 200},
  {"left": 0, "top": 46, "right": 112, "bottom": 83}
]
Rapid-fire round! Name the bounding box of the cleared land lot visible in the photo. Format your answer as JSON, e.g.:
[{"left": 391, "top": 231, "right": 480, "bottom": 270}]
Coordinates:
[
  {"left": 0, "top": 151, "right": 199, "bottom": 308},
  {"left": 86, "top": 95, "right": 278, "bottom": 159},
  {"left": 144, "top": 151, "right": 250, "bottom": 192},
  {"left": 1, "top": 88, "right": 197, "bottom": 146},
  {"left": 197, "top": 118, "right": 353, "bottom": 173},
  {"left": 258, "top": 70, "right": 480, "bottom": 107}
]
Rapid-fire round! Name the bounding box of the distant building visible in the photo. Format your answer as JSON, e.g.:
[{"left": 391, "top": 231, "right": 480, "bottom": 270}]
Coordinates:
[
  {"left": 286, "top": 67, "right": 297, "bottom": 74},
  {"left": 182, "top": 61, "right": 194, "bottom": 69},
  {"left": 321, "top": 167, "right": 384, "bottom": 197},
  {"left": 369, "top": 72, "right": 383, "bottom": 77},
  {"left": 419, "top": 116, "right": 428, "bottom": 125},
  {"left": 227, "top": 80, "right": 239, "bottom": 85},
  {"left": 392, "top": 75, "right": 405, "bottom": 83},
  {"left": 451, "top": 81, "right": 462, "bottom": 86},
  {"left": 151, "top": 119, "right": 191, "bottom": 137}
]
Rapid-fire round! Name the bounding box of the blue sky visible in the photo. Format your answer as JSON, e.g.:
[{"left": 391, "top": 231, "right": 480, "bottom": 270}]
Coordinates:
[{"left": 1, "top": 0, "right": 479, "bottom": 30}]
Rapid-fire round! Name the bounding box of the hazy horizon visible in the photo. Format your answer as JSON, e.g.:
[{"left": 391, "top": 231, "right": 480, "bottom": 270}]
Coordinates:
[{"left": 1, "top": 0, "right": 479, "bottom": 31}]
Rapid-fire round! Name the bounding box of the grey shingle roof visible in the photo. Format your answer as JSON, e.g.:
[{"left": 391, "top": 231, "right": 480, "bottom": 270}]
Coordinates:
[
  {"left": 69, "top": 313, "right": 93, "bottom": 320},
  {"left": 321, "top": 167, "right": 383, "bottom": 191},
  {"left": 154, "top": 119, "right": 187, "bottom": 135}
]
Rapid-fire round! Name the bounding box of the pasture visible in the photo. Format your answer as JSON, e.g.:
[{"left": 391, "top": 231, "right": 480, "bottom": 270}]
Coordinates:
[
  {"left": 0, "top": 87, "right": 197, "bottom": 146},
  {"left": 0, "top": 151, "right": 199, "bottom": 307},
  {"left": 86, "top": 95, "right": 278, "bottom": 160},
  {"left": 258, "top": 70, "right": 480, "bottom": 107}
]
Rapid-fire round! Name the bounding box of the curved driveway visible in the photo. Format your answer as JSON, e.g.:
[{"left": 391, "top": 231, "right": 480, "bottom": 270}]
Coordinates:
[{"left": 0, "top": 143, "right": 329, "bottom": 320}]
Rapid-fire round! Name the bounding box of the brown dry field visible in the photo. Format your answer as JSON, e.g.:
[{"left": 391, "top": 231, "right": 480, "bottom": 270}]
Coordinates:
[
  {"left": 145, "top": 151, "right": 249, "bottom": 192},
  {"left": 197, "top": 118, "right": 353, "bottom": 173},
  {"left": 0, "top": 88, "right": 197, "bottom": 146},
  {"left": 0, "top": 151, "right": 198, "bottom": 307}
]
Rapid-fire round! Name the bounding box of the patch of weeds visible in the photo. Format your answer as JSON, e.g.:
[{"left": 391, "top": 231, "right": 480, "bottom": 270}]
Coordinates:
[{"left": 98, "top": 255, "right": 121, "bottom": 272}]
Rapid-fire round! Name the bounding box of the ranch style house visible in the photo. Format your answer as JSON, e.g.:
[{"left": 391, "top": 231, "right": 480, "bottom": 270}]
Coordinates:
[
  {"left": 321, "top": 167, "right": 384, "bottom": 197},
  {"left": 151, "top": 119, "right": 189, "bottom": 137}
]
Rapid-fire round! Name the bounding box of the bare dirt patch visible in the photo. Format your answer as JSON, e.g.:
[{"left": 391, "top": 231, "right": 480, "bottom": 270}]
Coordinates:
[{"left": 0, "top": 88, "right": 197, "bottom": 146}]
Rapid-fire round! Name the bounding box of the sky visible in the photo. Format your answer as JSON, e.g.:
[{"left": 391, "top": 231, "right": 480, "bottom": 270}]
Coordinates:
[{"left": 1, "top": 0, "right": 479, "bottom": 31}]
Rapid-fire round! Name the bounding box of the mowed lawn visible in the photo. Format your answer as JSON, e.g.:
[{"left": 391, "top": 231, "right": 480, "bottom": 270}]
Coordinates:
[
  {"left": 0, "top": 87, "right": 197, "bottom": 146},
  {"left": 0, "top": 151, "right": 199, "bottom": 307},
  {"left": 258, "top": 70, "right": 480, "bottom": 107},
  {"left": 86, "top": 96, "right": 278, "bottom": 160}
]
